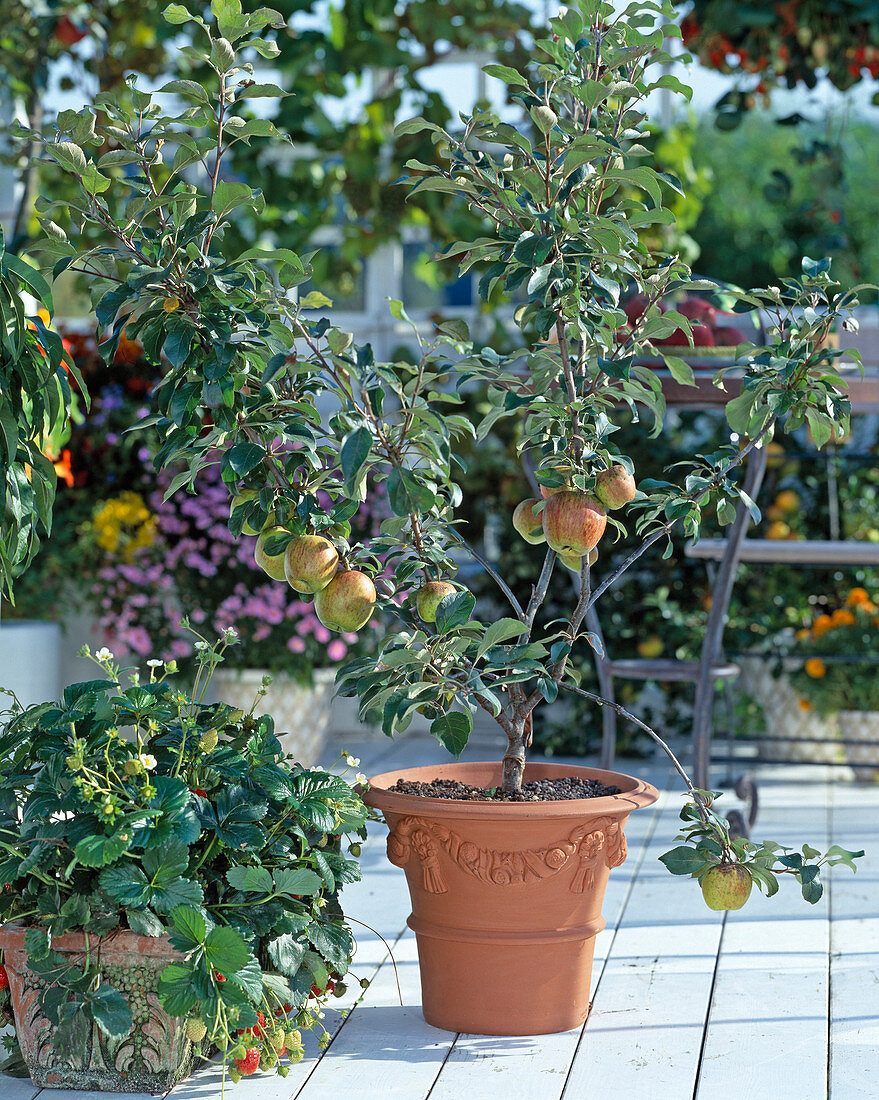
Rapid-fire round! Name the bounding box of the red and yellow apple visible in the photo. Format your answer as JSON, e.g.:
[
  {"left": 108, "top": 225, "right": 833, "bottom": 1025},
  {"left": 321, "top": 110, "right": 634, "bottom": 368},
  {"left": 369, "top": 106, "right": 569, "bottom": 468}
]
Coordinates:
[
  {"left": 700, "top": 864, "right": 753, "bottom": 911},
  {"left": 254, "top": 526, "right": 289, "bottom": 581},
  {"left": 416, "top": 580, "right": 457, "bottom": 623},
  {"left": 284, "top": 534, "right": 339, "bottom": 594},
  {"left": 314, "top": 569, "right": 377, "bottom": 632},
  {"left": 512, "top": 498, "right": 545, "bottom": 544},
  {"left": 595, "top": 464, "right": 637, "bottom": 510},
  {"left": 541, "top": 491, "right": 606, "bottom": 555}
]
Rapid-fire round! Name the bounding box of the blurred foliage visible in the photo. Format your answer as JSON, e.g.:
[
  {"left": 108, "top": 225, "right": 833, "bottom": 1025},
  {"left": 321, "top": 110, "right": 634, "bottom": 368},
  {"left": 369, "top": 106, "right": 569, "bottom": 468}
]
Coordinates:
[{"left": 688, "top": 113, "right": 879, "bottom": 292}]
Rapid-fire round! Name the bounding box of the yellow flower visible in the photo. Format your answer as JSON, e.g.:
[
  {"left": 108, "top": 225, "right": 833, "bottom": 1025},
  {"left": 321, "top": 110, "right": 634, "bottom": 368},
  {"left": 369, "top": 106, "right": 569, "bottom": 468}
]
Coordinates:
[
  {"left": 93, "top": 492, "right": 158, "bottom": 561},
  {"left": 846, "top": 587, "right": 872, "bottom": 608},
  {"left": 766, "top": 520, "right": 790, "bottom": 540},
  {"left": 805, "top": 658, "right": 826, "bottom": 679},
  {"left": 775, "top": 489, "right": 800, "bottom": 512},
  {"left": 831, "top": 608, "right": 855, "bottom": 627},
  {"left": 811, "top": 614, "right": 833, "bottom": 638},
  {"left": 798, "top": 698, "right": 813, "bottom": 712}
]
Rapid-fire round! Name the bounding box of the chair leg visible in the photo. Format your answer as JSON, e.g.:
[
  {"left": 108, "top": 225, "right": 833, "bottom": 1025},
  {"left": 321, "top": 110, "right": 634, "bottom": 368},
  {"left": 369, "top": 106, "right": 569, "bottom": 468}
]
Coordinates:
[{"left": 600, "top": 676, "right": 617, "bottom": 770}]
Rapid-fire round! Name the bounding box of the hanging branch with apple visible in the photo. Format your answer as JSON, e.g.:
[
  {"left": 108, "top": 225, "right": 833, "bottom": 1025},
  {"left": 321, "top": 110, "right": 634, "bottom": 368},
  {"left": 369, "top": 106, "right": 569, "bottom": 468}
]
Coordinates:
[{"left": 34, "top": 0, "right": 863, "bottom": 908}]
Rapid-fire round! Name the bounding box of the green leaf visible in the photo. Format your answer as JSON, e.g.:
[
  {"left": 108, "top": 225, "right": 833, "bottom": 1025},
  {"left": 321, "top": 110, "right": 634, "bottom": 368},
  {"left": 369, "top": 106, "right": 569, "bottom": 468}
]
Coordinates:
[
  {"left": 273, "top": 867, "right": 323, "bottom": 897},
  {"left": 226, "top": 441, "right": 264, "bottom": 476},
  {"left": 157, "top": 961, "right": 200, "bottom": 1017},
  {"left": 658, "top": 846, "right": 709, "bottom": 876},
  {"left": 663, "top": 355, "right": 696, "bottom": 387},
  {"left": 476, "top": 618, "right": 528, "bottom": 660},
  {"left": 341, "top": 426, "right": 372, "bottom": 500},
  {"left": 387, "top": 468, "right": 436, "bottom": 516},
  {"left": 435, "top": 590, "right": 476, "bottom": 633},
  {"left": 308, "top": 920, "right": 353, "bottom": 969},
  {"left": 203, "top": 925, "right": 252, "bottom": 974},
  {"left": 267, "top": 934, "right": 307, "bottom": 977},
  {"left": 167, "top": 906, "right": 207, "bottom": 952},
  {"left": 226, "top": 865, "right": 273, "bottom": 894},
  {"left": 430, "top": 711, "right": 473, "bottom": 756},
  {"left": 482, "top": 63, "right": 531, "bottom": 89},
  {"left": 49, "top": 141, "right": 87, "bottom": 176},
  {"left": 74, "top": 830, "right": 131, "bottom": 868},
  {"left": 87, "top": 985, "right": 132, "bottom": 1040}
]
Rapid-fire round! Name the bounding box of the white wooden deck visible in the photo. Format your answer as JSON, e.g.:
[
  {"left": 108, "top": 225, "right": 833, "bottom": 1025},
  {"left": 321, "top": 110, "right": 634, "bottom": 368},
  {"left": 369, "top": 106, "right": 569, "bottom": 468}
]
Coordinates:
[{"left": 2, "top": 732, "right": 877, "bottom": 1100}]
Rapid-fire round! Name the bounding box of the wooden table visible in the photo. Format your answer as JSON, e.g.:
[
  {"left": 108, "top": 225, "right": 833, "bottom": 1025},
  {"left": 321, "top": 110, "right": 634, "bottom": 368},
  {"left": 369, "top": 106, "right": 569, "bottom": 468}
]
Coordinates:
[{"left": 4, "top": 731, "right": 875, "bottom": 1100}]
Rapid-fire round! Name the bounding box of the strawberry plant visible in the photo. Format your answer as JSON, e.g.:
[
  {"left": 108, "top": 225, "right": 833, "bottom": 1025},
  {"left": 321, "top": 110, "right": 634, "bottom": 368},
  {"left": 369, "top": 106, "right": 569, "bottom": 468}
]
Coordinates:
[{"left": 0, "top": 635, "right": 369, "bottom": 1079}]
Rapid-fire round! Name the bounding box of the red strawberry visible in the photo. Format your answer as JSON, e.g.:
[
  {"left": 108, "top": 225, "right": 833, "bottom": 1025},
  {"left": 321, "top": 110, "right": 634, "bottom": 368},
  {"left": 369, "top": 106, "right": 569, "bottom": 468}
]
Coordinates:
[
  {"left": 0, "top": 965, "right": 8, "bottom": 991},
  {"left": 235, "top": 1047, "right": 260, "bottom": 1076},
  {"left": 214, "top": 971, "right": 226, "bottom": 982},
  {"left": 190, "top": 788, "right": 207, "bottom": 797}
]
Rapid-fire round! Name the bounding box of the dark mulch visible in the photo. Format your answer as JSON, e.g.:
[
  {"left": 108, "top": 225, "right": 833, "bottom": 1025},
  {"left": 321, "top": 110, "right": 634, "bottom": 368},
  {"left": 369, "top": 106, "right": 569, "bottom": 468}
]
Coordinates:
[{"left": 388, "top": 776, "right": 620, "bottom": 802}]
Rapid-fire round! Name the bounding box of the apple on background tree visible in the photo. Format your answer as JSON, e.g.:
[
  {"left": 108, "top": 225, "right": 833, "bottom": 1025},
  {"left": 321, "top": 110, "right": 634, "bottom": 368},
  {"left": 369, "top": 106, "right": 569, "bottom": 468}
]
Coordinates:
[
  {"left": 416, "top": 580, "right": 457, "bottom": 623},
  {"left": 314, "top": 569, "right": 377, "bottom": 632},
  {"left": 284, "top": 534, "right": 339, "bottom": 594},
  {"left": 541, "top": 491, "right": 607, "bottom": 556}
]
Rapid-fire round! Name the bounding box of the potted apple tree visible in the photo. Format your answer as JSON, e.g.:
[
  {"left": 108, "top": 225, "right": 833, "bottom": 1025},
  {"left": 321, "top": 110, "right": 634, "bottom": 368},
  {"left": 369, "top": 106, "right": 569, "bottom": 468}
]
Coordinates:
[{"left": 36, "top": 0, "right": 863, "bottom": 1038}]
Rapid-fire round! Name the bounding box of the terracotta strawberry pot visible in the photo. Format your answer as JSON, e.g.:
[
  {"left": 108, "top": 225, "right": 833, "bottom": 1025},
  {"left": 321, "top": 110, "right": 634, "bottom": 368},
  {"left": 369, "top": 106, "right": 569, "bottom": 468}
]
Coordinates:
[
  {"left": 0, "top": 926, "right": 201, "bottom": 1092},
  {"left": 362, "top": 760, "right": 658, "bottom": 1035}
]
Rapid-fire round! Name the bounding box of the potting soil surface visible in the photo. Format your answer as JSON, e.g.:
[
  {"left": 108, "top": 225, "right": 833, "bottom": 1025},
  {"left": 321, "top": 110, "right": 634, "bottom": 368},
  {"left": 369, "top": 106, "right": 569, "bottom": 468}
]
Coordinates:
[{"left": 388, "top": 775, "right": 621, "bottom": 801}]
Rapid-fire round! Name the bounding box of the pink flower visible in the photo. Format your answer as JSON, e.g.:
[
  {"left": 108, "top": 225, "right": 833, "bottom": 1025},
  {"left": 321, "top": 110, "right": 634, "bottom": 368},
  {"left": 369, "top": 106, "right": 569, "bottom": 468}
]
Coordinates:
[
  {"left": 314, "top": 625, "right": 331, "bottom": 644},
  {"left": 287, "top": 636, "right": 306, "bottom": 653},
  {"left": 327, "top": 639, "right": 347, "bottom": 662}
]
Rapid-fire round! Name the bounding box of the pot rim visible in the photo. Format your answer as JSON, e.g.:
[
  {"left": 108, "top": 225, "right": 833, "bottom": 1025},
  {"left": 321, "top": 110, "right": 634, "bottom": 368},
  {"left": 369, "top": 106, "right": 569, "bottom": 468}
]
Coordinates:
[
  {"left": 361, "top": 760, "right": 659, "bottom": 819},
  {"left": 0, "top": 923, "right": 180, "bottom": 957}
]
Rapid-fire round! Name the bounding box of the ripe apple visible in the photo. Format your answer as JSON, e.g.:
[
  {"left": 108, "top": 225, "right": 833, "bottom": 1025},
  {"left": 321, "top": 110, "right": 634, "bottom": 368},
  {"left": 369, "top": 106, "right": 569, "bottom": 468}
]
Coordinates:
[
  {"left": 558, "top": 547, "right": 598, "bottom": 573},
  {"left": 692, "top": 323, "right": 715, "bottom": 347},
  {"left": 655, "top": 326, "right": 687, "bottom": 346},
  {"left": 230, "top": 489, "right": 261, "bottom": 535},
  {"left": 700, "top": 864, "right": 753, "bottom": 911},
  {"left": 512, "top": 498, "right": 545, "bottom": 544},
  {"left": 595, "top": 465, "right": 636, "bottom": 510},
  {"left": 284, "top": 534, "right": 339, "bottom": 594},
  {"left": 542, "top": 491, "right": 606, "bottom": 555},
  {"left": 55, "top": 15, "right": 88, "bottom": 46},
  {"left": 254, "top": 526, "right": 289, "bottom": 581},
  {"left": 416, "top": 580, "right": 457, "bottom": 623},
  {"left": 623, "top": 293, "right": 649, "bottom": 326},
  {"left": 314, "top": 570, "right": 377, "bottom": 632}
]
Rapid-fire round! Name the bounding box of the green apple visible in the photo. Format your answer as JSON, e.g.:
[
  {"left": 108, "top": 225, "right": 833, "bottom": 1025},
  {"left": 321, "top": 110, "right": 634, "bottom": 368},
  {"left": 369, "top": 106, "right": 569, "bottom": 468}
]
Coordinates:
[
  {"left": 254, "top": 526, "right": 289, "bottom": 581},
  {"left": 314, "top": 569, "right": 377, "bottom": 632},
  {"left": 230, "top": 489, "right": 261, "bottom": 535},
  {"left": 416, "top": 580, "right": 457, "bottom": 623},
  {"left": 512, "top": 498, "right": 545, "bottom": 544},
  {"left": 542, "top": 491, "right": 606, "bottom": 555},
  {"left": 701, "top": 864, "right": 753, "bottom": 911},
  {"left": 284, "top": 534, "right": 339, "bottom": 594},
  {"left": 558, "top": 547, "right": 598, "bottom": 573}
]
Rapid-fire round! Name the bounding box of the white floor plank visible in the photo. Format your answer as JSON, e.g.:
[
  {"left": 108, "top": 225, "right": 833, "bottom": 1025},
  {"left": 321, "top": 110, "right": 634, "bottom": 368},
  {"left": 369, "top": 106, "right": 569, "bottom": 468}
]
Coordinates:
[
  {"left": 427, "top": 782, "right": 670, "bottom": 1100},
  {"left": 293, "top": 932, "right": 454, "bottom": 1100},
  {"left": 695, "top": 777, "right": 832, "bottom": 1099},
  {"left": 828, "top": 782, "right": 879, "bottom": 1099}
]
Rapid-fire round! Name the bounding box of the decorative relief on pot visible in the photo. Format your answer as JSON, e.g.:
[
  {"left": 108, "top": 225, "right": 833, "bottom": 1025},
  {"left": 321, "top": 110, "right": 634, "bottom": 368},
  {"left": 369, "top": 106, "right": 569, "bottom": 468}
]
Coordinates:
[{"left": 386, "top": 815, "right": 626, "bottom": 894}]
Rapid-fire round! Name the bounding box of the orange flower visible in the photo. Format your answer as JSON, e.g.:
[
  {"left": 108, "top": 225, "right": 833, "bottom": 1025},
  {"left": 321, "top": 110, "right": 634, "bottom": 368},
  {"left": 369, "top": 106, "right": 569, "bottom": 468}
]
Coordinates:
[
  {"left": 846, "top": 587, "right": 871, "bottom": 607},
  {"left": 805, "top": 658, "right": 826, "bottom": 679},
  {"left": 795, "top": 628, "right": 811, "bottom": 642},
  {"left": 798, "top": 698, "right": 813, "bottom": 712},
  {"left": 52, "top": 449, "right": 74, "bottom": 487},
  {"left": 831, "top": 608, "right": 855, "bottom": 627},
  {"left": 811, "top": 614, "right": 833, "bottom": 638}
]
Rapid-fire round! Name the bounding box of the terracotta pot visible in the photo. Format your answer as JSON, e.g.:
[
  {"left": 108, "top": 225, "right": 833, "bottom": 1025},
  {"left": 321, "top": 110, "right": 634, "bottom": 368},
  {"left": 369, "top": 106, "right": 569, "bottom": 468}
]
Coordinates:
[
  {"left": 0, "top": 925, "right": 200, "bottom": 1092},
  {"left": 362, "top": 760, "right": 658, "bottom": 1035}
]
